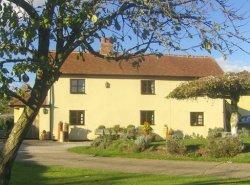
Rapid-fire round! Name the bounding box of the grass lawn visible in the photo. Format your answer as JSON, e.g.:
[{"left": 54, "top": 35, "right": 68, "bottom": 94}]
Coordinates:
[
  {"left": 69, "top": 137, "right": 250, "bottom": 163},
  {"left": 11, "top": 162, "right": 250, "bottom": 185}
]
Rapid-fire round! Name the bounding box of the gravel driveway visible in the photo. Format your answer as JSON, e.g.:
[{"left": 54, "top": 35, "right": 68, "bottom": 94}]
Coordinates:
[{"left": 9, "top": 140, "right": 250, "bottom": 178}]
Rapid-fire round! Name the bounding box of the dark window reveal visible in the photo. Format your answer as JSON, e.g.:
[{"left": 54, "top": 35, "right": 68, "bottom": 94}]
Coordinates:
[
  {"left": 141, "top": 80, "right": 155, "bottom": 94},
  {"left": 190, "top": 112, "right": 204, "bottom": 126},
  {"left": 140, "top": 111, "right": 155, "bottom": 125},
  {"left": 70, "top": 79, "right": 85, "bottom": 94},
  {"left": 70, "top": 110, "right": 85, "bottom": 125}
]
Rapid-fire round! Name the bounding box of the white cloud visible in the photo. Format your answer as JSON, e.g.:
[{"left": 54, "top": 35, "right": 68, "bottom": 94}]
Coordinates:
[{"left": 216, "top": 57, "right": 250, "bottom": 72}]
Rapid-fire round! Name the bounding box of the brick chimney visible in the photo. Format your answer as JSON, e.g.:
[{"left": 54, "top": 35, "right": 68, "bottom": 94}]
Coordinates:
[{"left": 100, "top": 38, "right": 113, "bottom": 55}]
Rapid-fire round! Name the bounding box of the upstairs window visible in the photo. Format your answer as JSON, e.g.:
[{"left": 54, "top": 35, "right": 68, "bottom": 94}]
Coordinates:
[
  {"left": 70, "top": 110, "right": 85, "bottom": 125},
  {"left": 190, "top": 112, "right": 204, "bottom": 126},
  {"left": 70, "top": 79, "right": 85, "bottom": 94},
  {"left": 141, "top": 80, "right": 155, "bottom": 94},
  {"left": 140, "top": 110, "right": 155, "bottom": 125}
]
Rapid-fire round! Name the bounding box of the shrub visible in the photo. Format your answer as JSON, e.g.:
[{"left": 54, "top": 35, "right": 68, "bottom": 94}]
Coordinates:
[
  {"left": 141, "top": 122, "right": 153, "bottom": 135},
  {"left": 125, "top": 124, "right": 138, "bottom": 139},
  {"left": 207, "top": 127, "right": 224, "bottom": 139},
  {"left": 205, "top": 136, "right": 243, "bottom": 158},
  {"left": 108, "top": 139, "right": 135, "bottom": 152},
  {"left": 92, "top": 125, "right": 136, "bottom": 149},
  {"left": 133, "top": 135, "right": 151, "bottom": 152},
  {"left": 97, "top": 125, "right": 106, "bottom": 129},
  {"left": 172, "top": 130, "right": 184, "bottom": 140},
  {"left": 112, "top": 125, "right": 123, "bottom": 134},
  {"left": 166, "top": 138, "right": 186, "bottom": 155},
  {"left": 95, "top": 125, "right": 106, "bottom": 136},
  {"left": 184, "top": 135, "right": 192, "bottom": 139},
  {"left": 95, "top": 125, "right": 128, "bottom": 140},
  {"left": 91, "top": 134, "right": 113, "bottom": 149},
  {"left": 150, "top": 133, "right": 164, "bottom": 142},
  {"left": 195, "top": 148, "right": 207, "bottom": 157},
  {"left": 191, "top": 133, "right": 204, "bottom": 139},
  {"left": 127, "top": 124, "right": 136, "bottom": 131},
  {"left": 238, "top": 128, "right": 250, "bottom": 138}
]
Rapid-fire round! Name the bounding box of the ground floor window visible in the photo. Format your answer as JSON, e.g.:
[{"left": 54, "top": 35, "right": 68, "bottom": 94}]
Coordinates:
[
  {"left": 69, "top": 110, "right": 85, "bottom": 125},
  {"left": 190, "top": 112, "right": 204, "bottom": 126},
  {"left": 140, "top": 110, "right": 154, "bottom": 125}
]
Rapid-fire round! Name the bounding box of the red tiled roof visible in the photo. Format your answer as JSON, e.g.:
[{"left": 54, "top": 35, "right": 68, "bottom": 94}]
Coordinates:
[{"left": 60, "top": 53, "right": 223, "bottom": 77}]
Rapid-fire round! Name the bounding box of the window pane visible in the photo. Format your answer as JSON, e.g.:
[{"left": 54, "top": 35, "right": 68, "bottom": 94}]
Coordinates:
[
  {"left": 141, "top": 81, "right": 147, "bottom": 94},
  {"left": 71, "top": 80, "right": 77, "bottom": 86},
  {"left": 190, "top": 113, "right": 196, "bottom": 125},
  {"left": 71, "top": 117, "right": 77, "bottom": 124},
  {"left": 70, "top": 111, "right": 77, "bottom": 124},
  {"left": 141, "top": 111, "right": 146, "bottom": 125},
  {"left": 70, "top": 110, "right": 85, "bottom": 125},
  {"left": 71, "top": 86, "right": 78, "bottom": 93},
  {"left": 141, "top": 111, "right": 154, "bottom": 125},
  {"left": 79, "top": 111, "right": 84, "bottom": 124},
  {"left": 141, "top": 80, "right": 155, "bottom": 94},
  {"left": 70, "top": 80, "right": 77, "bottom": 93},
  {"left": 70, "top": 79, "right": 85, "bottom": 93},
  {"left": 150, "top": 81, "right": 155, "bottom": 94},
  {"left": 149, "top": 112, "right": 154, "bottom": 124},
  {"left": 190, "top": 112, "right": 204, "bottom": 126},
  {"left": 77, "top": 80, "right": 85, "bottom": 93}
]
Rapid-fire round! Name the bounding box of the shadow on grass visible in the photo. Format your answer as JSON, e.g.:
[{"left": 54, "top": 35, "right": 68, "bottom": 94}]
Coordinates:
[
  {"left": 11, "top": 162, "right": 150, "bottom": 185},
  {"left": 10, "top": 162, "right": 250, "bottom": 185},
  {"left": 242, "top": 143, "right": 250, "bottom": 153}
]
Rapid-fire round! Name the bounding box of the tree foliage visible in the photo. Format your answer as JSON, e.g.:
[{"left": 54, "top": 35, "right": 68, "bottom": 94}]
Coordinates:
[
  {"left": 0, "top": 97, "right": 12, "bottom": 114},
  {"left": 167, "top": 72, "right": 250, "bottom": 102}
]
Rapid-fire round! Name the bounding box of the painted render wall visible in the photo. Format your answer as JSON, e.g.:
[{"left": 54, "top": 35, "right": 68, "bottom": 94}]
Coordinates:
[
  {"left": 14, "top": 107, "right": 50, "bottom": 140},
  {"left": 13, "top": 76, "right": 226, "bottom": 140},
  {"left": 51, "top": 76, "right": 225, "bottom": 140},
  {"left": 237, "top": 96, "right": 250, "bottom": 116}
]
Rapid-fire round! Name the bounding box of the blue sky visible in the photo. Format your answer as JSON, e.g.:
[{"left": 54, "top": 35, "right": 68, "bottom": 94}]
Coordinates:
[
  {"left": 191, "top": 0, "right": 250, "bottom": 72},
  {"left": 91, "top": 0, "right": 250, "bottom": 72}
]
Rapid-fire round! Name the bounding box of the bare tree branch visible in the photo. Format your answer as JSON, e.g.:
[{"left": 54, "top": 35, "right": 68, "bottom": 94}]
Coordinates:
[
  {"left": 5, "top": 89, "right": 30, "bottom": 107},
  {"left": 6, "top": 0, "right": 39, "bottom": 20}
]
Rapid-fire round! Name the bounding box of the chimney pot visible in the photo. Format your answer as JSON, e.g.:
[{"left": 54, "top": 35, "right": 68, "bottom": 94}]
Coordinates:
[{"left": 100, "top": 38, "right": 113, "bottom": 55}]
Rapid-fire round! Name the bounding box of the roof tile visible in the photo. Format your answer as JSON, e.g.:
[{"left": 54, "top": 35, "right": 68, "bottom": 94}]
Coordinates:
[{"left": 60, "top": 53, "right": 223, "bottom": 77}]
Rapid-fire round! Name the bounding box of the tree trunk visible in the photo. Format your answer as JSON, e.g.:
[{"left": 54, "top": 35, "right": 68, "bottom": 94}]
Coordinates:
[
  {"left": 0, "top": 106, "right": 40, "bottom": 185},
  {"left": 0, "top": 161, "right": 12, "bottom": 185},
  {"left": 230, "top": 98, "right": 239, "bottom": 136},
  {"left": 230, "top": 112, "right": 239, "bottom": 136}
]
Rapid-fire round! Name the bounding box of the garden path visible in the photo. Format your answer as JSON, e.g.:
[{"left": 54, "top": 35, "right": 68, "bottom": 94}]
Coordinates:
[{"left": 15, "top": 140, "right": 250, "bottom": 178}]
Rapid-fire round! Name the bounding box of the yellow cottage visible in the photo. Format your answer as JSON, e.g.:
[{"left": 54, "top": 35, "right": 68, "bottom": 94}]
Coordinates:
[{"left": 12, "top": 40, "right": 250, "bottom": 141}]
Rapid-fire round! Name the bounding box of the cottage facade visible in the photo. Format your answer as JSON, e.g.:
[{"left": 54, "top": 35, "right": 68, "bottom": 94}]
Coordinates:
[{"left": 13, "top": 45, "right": 240, "bottom": 140}]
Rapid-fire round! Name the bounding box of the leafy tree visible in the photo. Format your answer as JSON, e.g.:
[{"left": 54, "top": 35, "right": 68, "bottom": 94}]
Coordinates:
[
  {"left": 168, "top": 72, "right": 250, "bottom": 136},
  {"left": 0, "top": 98, "right": 12, "bottom": 114},
  {"left": 0, "top": 0, "right": 248, "bottom": 184}
]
